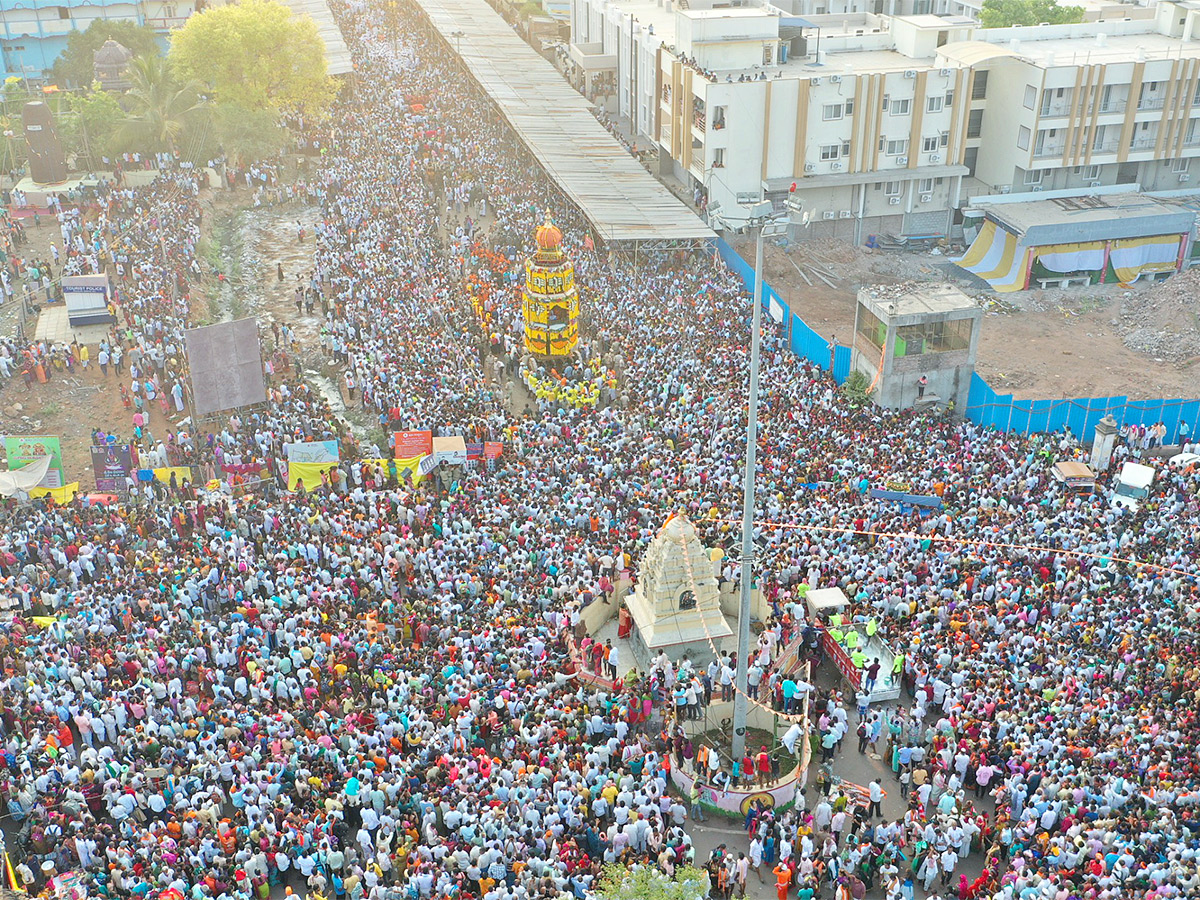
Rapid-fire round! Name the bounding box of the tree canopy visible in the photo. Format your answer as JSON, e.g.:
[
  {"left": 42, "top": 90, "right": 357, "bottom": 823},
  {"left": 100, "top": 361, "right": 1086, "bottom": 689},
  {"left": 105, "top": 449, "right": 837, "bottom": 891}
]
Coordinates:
[
  {"left": 169, "top": 0, "right": 335, "bottom": 118},
  {"left": 115, "top": 55, "right": 208, "bottom": 155},
  {"left": 594, "top": 864, "right": 709, "bottom": 900},
  {"left": 980, "top": 0, "right": 1085, "bottom": 28},
  {"left": 51, "top": 19, "right": 161, "bottom": 89}
]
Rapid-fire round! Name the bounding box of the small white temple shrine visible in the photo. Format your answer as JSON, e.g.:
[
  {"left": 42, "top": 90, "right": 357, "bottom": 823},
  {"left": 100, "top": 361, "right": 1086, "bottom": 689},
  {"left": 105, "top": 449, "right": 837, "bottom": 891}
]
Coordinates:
[{"left": 625, "top": 513, "right": 734, "bottom": 667}]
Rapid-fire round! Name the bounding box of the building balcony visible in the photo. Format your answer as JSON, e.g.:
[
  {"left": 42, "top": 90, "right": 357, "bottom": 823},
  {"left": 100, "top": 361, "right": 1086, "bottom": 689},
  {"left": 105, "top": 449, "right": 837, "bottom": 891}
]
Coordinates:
[
  {"left": 144, "top": 15, "right": 191, "bottom": 32},
  {"left": 1098, "top": 100, "right": 1127, "bottom": 114},
  {"left": 1033, "top": 144, "right": 1064, "bottom": 159},
  {"left": 1128, "top": 137, "right": 1159, "bottom": 152},
  {"left": 1137, "top": 97, "right": 1166, "bottom": 111},
  {"left": 693, "top": 113, "right": 705, "bottom": 133}
]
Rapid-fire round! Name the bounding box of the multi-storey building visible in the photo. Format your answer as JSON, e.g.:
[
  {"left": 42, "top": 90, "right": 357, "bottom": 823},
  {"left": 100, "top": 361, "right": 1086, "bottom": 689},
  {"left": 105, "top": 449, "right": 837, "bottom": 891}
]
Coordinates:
[
  {"left": 568, "top": 0, "right": 1200, "bottom": 240},
  {"left": 0, "top": 0, "right": 201, "bottom": 80}
]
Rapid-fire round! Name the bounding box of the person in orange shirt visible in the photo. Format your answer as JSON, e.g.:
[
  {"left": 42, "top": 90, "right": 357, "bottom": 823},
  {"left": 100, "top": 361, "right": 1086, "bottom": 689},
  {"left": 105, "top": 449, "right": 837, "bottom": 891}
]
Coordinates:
[{"left": 773, "top": 863, "right": 792, "bottom": 900}]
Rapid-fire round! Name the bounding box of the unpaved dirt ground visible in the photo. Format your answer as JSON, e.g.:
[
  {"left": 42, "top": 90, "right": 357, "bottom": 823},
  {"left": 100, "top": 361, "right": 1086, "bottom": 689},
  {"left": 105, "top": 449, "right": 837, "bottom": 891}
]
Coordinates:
[
  {"left": 0, "top": 189, "right": 344, "bottom": 485},
  {"left": 732, "top": 237, "right": 1200, "bottom": 401}
]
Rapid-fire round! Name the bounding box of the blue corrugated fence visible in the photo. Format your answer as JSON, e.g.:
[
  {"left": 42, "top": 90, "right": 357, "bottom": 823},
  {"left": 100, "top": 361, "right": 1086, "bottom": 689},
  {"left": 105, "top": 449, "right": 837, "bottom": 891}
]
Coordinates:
[{"left": 718, "top": 238, "right": 1199, "bottom": 443}]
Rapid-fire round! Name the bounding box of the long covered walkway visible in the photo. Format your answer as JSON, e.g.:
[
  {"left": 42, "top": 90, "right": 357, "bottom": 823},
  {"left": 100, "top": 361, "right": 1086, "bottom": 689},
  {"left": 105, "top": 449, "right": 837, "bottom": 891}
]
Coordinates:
[{"left": 413, "top": 0, "right": 714, "bottom": 247}]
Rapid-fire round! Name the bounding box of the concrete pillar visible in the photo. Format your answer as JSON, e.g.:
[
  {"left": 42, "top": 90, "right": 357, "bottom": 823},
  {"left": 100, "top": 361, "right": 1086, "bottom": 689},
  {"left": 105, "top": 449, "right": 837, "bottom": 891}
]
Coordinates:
[{"left": 1090, "top": 415, "right": 1119, "bottom": 472}]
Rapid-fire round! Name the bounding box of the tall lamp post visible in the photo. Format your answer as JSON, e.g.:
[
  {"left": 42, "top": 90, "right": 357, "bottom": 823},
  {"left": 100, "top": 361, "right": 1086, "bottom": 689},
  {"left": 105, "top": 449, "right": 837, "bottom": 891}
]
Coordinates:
[{"left": 708, "top": 199, "right": 790, "bottom": 764}]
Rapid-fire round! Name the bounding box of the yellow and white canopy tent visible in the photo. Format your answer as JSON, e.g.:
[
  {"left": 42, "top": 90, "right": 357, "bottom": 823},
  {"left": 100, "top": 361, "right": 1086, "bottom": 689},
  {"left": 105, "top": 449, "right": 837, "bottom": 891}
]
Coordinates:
[
  {"left": 953, "top": 220, "right": 1028, "bottom": 292},
  {"left": 954, "top": 193, "right": 1194, "bottom": 291}
]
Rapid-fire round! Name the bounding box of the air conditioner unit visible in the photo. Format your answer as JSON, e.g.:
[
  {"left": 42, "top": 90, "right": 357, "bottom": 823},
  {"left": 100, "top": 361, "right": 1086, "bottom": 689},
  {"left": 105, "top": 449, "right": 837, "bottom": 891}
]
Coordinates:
[
  {"left": 811, "top": 76, "right": 822, "bottom": 85},
  {"left": 830, "top": 75, "right": 842, "bottom": 84},
  {"left": 831, "top": 162, "right": 843, "bottom": 170},
  {"left": 940, "top": 67, "right": 951, "bottom": 76},
  {"left": 1181, "top": 173, "right": 1192, "bottom": 183},
  {"left": 904, "top": 70, "right": 917, "bottom": 78},
  {"left": 920, "top": 193, "right": 933, "bottom": 203},
  {"left": 897, "top": 156, "right": 908, "bottom": 165},
  {"left": 805, "top": 163, "right": 816, "bottom": 172},
  {"left": 838, "top": 210, "right": 853, "bottom": 219},
  {"left": 822, "top": 210, "right": 836, "bottom": 220},
  {"left": 1089, "top": 180, "right": 1102, "bottom": 187},
  {"left": 1031, "top": 185, "right": 1045, "bottom": 192},
  {"left": 889, "top": 196, "right": 902, "bottom": 205},
  {"left": 929, "top": 153, "right": 941, "bottom": 163},
  {"left": 1000, "top": 185, "right": 1012, "bottom": 194}
]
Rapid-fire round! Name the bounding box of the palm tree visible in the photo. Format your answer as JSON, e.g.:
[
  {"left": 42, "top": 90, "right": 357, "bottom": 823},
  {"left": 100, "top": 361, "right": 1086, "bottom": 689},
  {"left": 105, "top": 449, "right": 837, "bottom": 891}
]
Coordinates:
[{"left": 116, "top": 55, "right": 208, "bottom": 154}]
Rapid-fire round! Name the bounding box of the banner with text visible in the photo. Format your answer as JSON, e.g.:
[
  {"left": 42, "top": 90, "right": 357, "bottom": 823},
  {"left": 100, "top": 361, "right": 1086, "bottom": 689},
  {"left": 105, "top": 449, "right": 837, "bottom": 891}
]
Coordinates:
[
  {"left": 393, "top": 430, "right": 433, "bottom": 457},
  {"left": 5, "top": 435, "right": 64, "bottom": 488},
  {"left": 285, "top": 440, "right": 340, "bottom": 464}
]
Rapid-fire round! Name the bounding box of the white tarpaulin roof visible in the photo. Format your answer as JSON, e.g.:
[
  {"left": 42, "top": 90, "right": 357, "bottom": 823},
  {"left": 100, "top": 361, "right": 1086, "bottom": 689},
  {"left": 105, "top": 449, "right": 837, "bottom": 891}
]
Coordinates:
[
  {"left": 806, "top": 587, "right": 850, "bottom": 617},
  {"left": 0, "top": 455, "right": 51, "bottom": 497}
]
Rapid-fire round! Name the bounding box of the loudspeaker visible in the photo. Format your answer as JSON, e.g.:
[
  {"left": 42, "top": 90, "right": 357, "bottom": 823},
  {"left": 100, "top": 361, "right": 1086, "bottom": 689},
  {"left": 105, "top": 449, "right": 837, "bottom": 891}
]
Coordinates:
[{"left": 22, "top": 101, "right": 68, "bottom": 185}]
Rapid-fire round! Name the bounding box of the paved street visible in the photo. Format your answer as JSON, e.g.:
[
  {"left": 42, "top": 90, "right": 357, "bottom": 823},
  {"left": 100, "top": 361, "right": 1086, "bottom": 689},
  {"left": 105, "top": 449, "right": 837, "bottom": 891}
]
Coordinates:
[{"left": 683, "top": 660, "right": 993, "bottom": 899}]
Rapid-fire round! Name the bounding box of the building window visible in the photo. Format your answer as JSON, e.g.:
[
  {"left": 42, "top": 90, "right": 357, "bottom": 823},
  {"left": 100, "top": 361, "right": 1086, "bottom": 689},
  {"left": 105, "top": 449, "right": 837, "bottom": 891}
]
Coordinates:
[
  {"left": 1023, "top": 85, "right": 1037, "bottom": 110},
  {"left": 763, "top": 44, "right": 774, "bottom": 65},
  {"left": 821, "top": 144, "right": 841, "bottom": 160},
  {"left": 891, "top": 98, "right": 911, "bottom": 116},
  {"left": 918, "top": 177, "right": 934, "bottom": 193},
  {"left": 1017, "top": 126, "right": 1031, "bottom": 151},
  {"left": 927, "top": 96, "right": 943, "bottom": 113},
  {"left": 713, "top": 148, "right": 725, "bottom": 168},
  {"left": 1174, "top": 157, "right": 1190, "bottom": 174},
  {"left": 894, "top": 318, "right": 973, "bottom": 357},
  {"left": 944, "top": 90, "right": 955, "bottom": 106},
  {"left": 823, "top": 103, "right": 844, "bottom": 121},
  {"left": 940, "top": 131, "right": 949, "bottom": 147},
  {"left": 923, "top": 136, "right": 938, "bottom": 152},
  {"left": 856, "top": 305, "right": 886, "bottom": 353},
  {"left": 967, "top": 109, "right": 983, "bottom": 138},
  {"left": 1024, "top": 168, "right": 1043, "bottom": 185},
  {"left": 845, "top": 99, "right": 855, "bottom": 115},
  {"left": 712, "top": 106, "right": 726, "bottom": 129},
  {"left": 972, "top": 70, "right": 988, "bottom": 100},
  {"left": 884, "top": 180, "right": 902, "bottom": 195},
  {"left": 57, "top": 6, "right": 71, "bottom": 19},
  {"left": 1073, "top": 164, "right": 1099, "bottom": 180},
  {"left": 886, "top": 139, "right": 908, "bottom": 156}
]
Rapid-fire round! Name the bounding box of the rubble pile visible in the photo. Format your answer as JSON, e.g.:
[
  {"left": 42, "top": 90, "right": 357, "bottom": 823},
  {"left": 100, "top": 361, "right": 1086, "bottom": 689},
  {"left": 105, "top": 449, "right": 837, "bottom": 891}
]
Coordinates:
[{"left": 1119, "top": 269, "right": 1200, "bottom": 363}]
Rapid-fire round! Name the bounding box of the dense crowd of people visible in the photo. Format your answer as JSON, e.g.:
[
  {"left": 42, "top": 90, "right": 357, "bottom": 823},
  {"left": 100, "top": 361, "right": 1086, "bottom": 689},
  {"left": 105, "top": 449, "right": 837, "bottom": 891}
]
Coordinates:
[{"left": 0, "top": 2, "right": 1198, "bottom": 900}]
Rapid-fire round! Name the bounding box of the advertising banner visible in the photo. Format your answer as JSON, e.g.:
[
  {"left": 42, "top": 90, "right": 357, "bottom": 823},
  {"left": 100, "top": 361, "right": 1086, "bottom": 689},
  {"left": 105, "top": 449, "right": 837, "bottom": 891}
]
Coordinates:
[
  {"left": 90, "top": 443, "right": 132, "bottom": 492},
  {"left": 432, "top": 435, "right": 468, "bottom": 465},
  {"left": 393, "top": 430, "right": 433, "bottom": 457},
  {"left": 5, "top": 435, "right": 64, "bottom": 488},
  {"left": 285, "top": 440, "right": 340, "bottom": 464}
]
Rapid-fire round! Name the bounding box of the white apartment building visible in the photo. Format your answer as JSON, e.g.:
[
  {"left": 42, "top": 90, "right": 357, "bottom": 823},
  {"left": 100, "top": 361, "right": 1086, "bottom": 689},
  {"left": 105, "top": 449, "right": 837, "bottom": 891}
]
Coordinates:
[{"left": 567, "top": 0, "right": 1200, "bottom": 240}]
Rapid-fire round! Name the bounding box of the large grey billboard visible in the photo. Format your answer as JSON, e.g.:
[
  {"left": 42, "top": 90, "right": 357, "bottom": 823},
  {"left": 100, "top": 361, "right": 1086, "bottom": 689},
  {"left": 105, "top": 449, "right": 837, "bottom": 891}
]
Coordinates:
[{"left": 183, "top": 318, "right": 267, "bottom": 416}]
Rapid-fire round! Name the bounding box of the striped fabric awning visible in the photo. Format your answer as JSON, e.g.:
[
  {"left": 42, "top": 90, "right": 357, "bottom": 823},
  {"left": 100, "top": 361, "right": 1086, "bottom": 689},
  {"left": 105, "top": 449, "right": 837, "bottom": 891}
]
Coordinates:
[{"left": 953, "top": 220, "right": 1027, "bottom": 292}]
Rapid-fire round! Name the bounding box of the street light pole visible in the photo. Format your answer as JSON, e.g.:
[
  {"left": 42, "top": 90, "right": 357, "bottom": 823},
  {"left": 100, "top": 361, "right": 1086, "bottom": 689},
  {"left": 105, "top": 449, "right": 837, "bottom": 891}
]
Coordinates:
[
  {"left": 731, "top": 218, "right": 766, "bottom": 765},
  {"left": 707, "top": 197, "right": 792, "bottom": 768}
]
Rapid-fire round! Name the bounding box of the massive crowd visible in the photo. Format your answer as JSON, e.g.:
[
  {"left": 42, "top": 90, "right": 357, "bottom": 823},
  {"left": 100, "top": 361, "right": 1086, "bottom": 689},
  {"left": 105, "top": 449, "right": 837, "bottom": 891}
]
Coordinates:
[{"left": 0, "top": 2, "right": 1198, "bottom": 900}]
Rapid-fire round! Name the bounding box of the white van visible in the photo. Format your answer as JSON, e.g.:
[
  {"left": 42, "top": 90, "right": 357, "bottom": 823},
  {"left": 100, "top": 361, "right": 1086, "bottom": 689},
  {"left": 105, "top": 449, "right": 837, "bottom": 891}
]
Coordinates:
[{"left": 1112, "top": 461, "right": 1155, "bottom": 511}]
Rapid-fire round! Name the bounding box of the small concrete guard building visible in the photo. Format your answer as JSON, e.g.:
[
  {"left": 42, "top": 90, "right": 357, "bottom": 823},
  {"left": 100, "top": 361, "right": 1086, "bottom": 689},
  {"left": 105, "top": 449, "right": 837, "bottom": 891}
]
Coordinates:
[{"left": 852, "top": 282, "right": 982, "bottom": 410}]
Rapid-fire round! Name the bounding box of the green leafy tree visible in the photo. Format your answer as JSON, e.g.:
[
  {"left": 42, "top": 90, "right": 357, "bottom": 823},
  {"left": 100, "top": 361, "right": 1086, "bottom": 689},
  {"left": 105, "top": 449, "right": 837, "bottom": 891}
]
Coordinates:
[
  {"left": 840, "top": 369, "right": 874, "bottom": 407},
  {"left": 169, "top": 0, "right": 335, "bottom": 118},
  {"left": 115, "top": 55, "right": 208, "bottom": 155},
  {"left": 594, "top": 864, "right": 709, "bottom": 900},
  {"left": 214, "top": 102, "right": 286, "bottom": 165},
  {"left": 980, "top": 0, "right": 1084, "bottom": 27},
  {"left": 57, "top": 85, "right": 125, "bottom": 167},
  {"left": 51, "top": 19, "right": 161, "bottom": 89}
]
